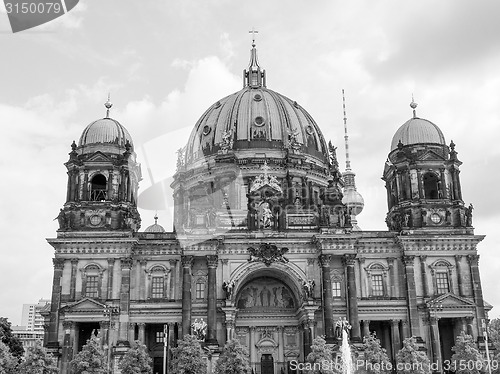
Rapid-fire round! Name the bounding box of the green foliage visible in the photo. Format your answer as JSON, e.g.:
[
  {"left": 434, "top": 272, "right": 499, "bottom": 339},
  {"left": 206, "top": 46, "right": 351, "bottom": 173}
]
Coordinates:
[
  {"left": 450, "top": 331, "right": 485, "bottom": 374},
  {"left": 489, "top": 319, "right": 500, "bottom": 374},
  {"left": 396, "top": 337, "right": 431, "bottom": 374},
  {"left": 0, "top": 317, "right": 24, "bottom": 359},
  {"left": 18, "top": 340, "right": 58, "bottom": 374},
  {"left": 214, "top": 339, "right": 251, "bottom": 374},
  {"left": 362, "top": 334, "right": 391, "bottom": 374},
  {"left": 305, "top": 336, "right": 337, "bottom": 374},
  {"left": 119, "top": 340, "right": 153, "bottom": 374},
  {"left": 0, "top": 341, "right": 18, "bottom": 374},
  {"left": 70, "top": 333, "right": 107, "bottom": 374},
  {"left": 170, "top": 334, "right": 206, "bottom": 374}
]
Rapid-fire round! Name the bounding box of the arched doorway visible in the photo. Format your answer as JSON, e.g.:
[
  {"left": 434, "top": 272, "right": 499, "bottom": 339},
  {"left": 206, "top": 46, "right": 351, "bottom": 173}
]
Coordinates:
[{"left": 234, "top": 274, "right": 303, "bottom": 373}]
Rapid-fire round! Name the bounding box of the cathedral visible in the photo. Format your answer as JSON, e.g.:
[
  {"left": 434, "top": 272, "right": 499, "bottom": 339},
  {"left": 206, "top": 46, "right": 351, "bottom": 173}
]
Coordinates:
[{"left": 44, "top": 42, "right": 491, "bottom": 374}]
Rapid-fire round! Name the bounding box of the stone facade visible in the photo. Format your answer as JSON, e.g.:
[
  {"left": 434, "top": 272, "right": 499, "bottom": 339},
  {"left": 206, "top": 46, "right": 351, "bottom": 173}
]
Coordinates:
[{"left": 45, "top": 46, "right": 490, "bottom": 374}]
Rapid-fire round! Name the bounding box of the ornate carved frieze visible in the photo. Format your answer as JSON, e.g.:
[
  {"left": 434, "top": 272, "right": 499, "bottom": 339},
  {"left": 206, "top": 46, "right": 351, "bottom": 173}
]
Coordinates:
[{"left": 248, "top": 243, "right": 289, "bottom": 266}]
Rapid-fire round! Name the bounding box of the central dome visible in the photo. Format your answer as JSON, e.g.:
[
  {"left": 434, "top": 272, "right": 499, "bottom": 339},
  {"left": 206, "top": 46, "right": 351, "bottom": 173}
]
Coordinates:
[
  {"left": 184, "top": 44, "right": 328, "bottom": 166},
  {"left": 185, "top": 87, "right": 328, "bottom": 164}
]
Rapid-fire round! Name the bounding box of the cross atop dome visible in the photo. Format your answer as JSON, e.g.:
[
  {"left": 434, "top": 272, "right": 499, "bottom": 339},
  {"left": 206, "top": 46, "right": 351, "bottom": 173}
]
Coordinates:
[
  {"left": 244, "top": 29, "right": 266, "bottom": 88},
  {"left": 249, "top": 27, "right": 258, "bottom": 47}
]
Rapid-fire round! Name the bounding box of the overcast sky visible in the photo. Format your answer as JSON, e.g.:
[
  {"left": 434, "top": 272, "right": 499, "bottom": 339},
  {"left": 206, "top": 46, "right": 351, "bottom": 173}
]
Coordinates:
[{"left": 1, "top": 0, "right": 499, "bottom": 325}]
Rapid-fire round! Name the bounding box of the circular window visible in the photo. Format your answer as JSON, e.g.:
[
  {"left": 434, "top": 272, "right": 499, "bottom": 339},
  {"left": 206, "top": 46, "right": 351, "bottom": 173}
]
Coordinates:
[
  {"left": 254, "top": 116, "right": 265, "bottom": 127},
  {"left": 90, "top": 215, "right": 102, "bottom": 226},
  {"left": 306, "top": 125, "right": 314, "bottom": 135},
  {"left": 202, "top": 125, "right": 211, "bottom": 136},
  {"left": 430, "top": 213, "right": 442, "bottom": 224},
  {"left": 254, "top": 93, "right": 262, "bottom": 101}
]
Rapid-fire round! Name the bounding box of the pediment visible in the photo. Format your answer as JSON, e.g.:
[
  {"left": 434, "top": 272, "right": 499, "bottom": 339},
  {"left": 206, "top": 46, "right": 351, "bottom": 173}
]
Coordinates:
[
  {"left": 255, "top": 337, "right": 278, "bottom": 349},
  {"left": 430, "top": 293, "right": 476, "bottom": 308},
  {"left": 417, "top": 149, "right": 446, "bottom": 161},
  {"left": 87, "top": 151, "right": 111, "bottom": 163},
  {"left": 64, "top": 298, "right": 107, "bottom": 313}
]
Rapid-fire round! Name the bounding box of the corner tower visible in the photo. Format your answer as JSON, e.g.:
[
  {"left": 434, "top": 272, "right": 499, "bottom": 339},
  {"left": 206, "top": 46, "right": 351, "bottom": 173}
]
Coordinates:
[
  {"left": 58, "top": 98, "right": 142, "bottom": 232},
  {"left": 382, "top": 100, "right": 471, "bottom": 232}
]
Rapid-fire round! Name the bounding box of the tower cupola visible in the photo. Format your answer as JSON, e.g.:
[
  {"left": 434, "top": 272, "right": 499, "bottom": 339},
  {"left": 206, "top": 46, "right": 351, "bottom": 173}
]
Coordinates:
[
  {"left": 382, "top": 99, "right": 471, "bottom": 233},
  {"left": 57, "top": 97, "right": 142, "bottom": 233}
]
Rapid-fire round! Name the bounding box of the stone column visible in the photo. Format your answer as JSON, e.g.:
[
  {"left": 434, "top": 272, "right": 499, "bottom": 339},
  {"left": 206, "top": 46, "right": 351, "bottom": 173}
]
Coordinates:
[
  {"left": 420, "top": 255, "right": 428, "bottom": 298},
  {"left": 206, "top": 255, "right": 218, "bottom": 344},
  {"left": 47, "top": 258, "right": 65, "bottom": 348},
  {"left": 401, "top": 320, "right": 410, "bottom": 339},
  {"left": 138, "top": 323, "right": 146, "bottom": 344},
  {"left": 118, "top": 258, "right": 133, "bottom": 345},
  {"left": 362, "top": 320, "right": 370, "bottom": 338},
  {"left": 138, "top": 259, "right": 146, "bottom": 301},
  {"left": 128, "top": 323, "right": 136, "bottom": 342},
  {"left": 429, "top": 317, "right": 442, "bottom": 372},
  {"left": 250, "top": 327, "right": 257, "bottom": 364},
  {"left": 319, "top": 255, "right": 335, "bottom": 343},
  {"left": 468, "top": 254, "right": 486, "bottom": 338},
  {"left": 107, "top": 258, "right": 115, "bottom": 300},
  {"left": 107, "top": 169, "right": 114, "bottom": 200},
  {"left": 181, "top": 255, "right": 194, "bottom": 337},
  {"left": 169, "top": 259, "right": 178, "bottom": 300},
  {"left": 344, "top": 254, "right": 361, "bottom": 341},
  {"left": 82, "top": 170, "right": 89, "bottom": 200},
  {"left": 278, "top": 326, "right": 284, "bottom": 361},
  {"left": 416, "top": 169, "right": 423, "bottom": 199},
  {"left": 69, "top": 258, "right": 78, "bottom": 301},
  {"left": 61, "top": 320, "right": 75, "bottom": 374},
  {"left": 387, "top": 258, "right": 395, "bottom": 298},
  {"left": 455, "top": 255, "right": 464, "bottom": 297},
  {"left": 390, "top": 319, "right": 401, "bottom": 359},
  {"left": 303, "top": 321, "right": 312, "bottom": 357},
  {"left": 402, "top": 255, "right": 421, "bottom": 337},
  {"left": 439, "top": 168, "right": 447, "bottom": 198}
]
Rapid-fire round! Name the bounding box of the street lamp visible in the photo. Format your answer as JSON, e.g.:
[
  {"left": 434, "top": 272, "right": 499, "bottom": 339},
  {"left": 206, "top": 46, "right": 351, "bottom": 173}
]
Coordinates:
[{"left": 482, "top": 319, "right": 492, "bottom": 374}]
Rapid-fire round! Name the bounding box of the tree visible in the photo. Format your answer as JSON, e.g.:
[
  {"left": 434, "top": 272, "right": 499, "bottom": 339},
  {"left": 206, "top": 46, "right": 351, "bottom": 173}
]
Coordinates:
[
  {"left": 362, "top": 333, "right": 391, "bottom": 374},
  {"left": 214, "top": 339, "right": 251, "bottom": 374},
  {"left": 0, "top": 317, "right": 24, "bottom": 359},
  {"left": 18, "top": 340, "right": 58, "bottom": 374},
  {"left": 169, "top": 334, "right": 206, "bottom": 374},
  {"left": 70, "top": 333, "right": 107, "bottom": 374},
  {"left": 488, "top": 319, "right": 500, "bottom": 374},
  {"left": 396, "top": 337, "right": 431, "bottom": 374},
  {"left": 119, "top": 340, "right": 153, "bottom": 374},
  {"left": 450, "top": 331, "right": 485, "bottom": 374},
  {"left": 305, "top": 336, "right": 338, "bottom": 374},
  {"left": 0, "top": 341, "right": 18, "bottom": 374}
]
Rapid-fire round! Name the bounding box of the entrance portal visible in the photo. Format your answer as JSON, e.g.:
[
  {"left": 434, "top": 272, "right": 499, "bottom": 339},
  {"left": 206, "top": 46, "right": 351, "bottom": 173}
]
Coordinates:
[{"left": 261, "top": 354, "right": 274, "bottom": 374}]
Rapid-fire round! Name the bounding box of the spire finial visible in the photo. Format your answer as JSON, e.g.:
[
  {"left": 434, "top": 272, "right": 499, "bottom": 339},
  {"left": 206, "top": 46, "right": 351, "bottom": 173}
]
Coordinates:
[
  {"left": 410, "top": 94, "right": 417, "bottom": 118},
  {"left": 105, "top": 93, "right": 113, "bottom": 118},
  {"left": 249, "top": 27, "right": 259, "bottom": 47},
  {"left": 342, "top": 89, "right": 351, "bottom": 171},
  {"left": 154, "top": 212, "right": 158, "bottom": 225}
]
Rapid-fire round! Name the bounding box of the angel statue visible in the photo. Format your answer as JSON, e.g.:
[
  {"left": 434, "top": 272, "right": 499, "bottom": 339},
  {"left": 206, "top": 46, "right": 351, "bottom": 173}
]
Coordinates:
[{"left": 191, "top": 318, "right": 207, "bottom": 341}]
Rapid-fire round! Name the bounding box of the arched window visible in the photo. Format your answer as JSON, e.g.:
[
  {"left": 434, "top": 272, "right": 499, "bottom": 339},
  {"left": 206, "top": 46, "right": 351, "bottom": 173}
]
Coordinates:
[
  {"left": 90, "top": 174, "right": 107, "bottom": 201},
  {"left": 430, "top": 260, "right": 453, "bottom": 295},
  {"left": 81, "top": 264, "right": 103, "bottom": 299},
  {"left": 147, "top": 265, "right": 170, "bottom": 299},
  {"left": 366, "top": 263, "right": 388, "bottom": 298},
  {"left": 423, "top": 172, "right": 439, "bottom": 199}
]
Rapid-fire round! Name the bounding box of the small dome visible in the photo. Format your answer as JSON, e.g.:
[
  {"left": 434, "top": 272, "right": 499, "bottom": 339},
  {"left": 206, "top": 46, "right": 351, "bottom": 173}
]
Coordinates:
[
  {"left": 144, "top": 223, "right": 165, "bottom": 233},
  {"left": 390, "top": 117, "right": 446, "bottom": 151},
  {"left": 342, "top": 188, "right": 364, "bottom": 216},
  {"left": 79, "top": 118, "right": 134, "bottom": 149}
]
